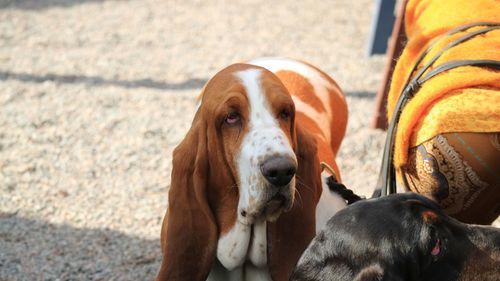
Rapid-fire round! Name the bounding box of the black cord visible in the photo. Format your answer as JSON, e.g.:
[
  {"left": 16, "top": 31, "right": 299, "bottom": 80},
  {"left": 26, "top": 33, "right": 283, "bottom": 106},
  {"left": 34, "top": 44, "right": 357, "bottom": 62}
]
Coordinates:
[{"left": 326, "top": 176, "right": 363, "bottom": 205}]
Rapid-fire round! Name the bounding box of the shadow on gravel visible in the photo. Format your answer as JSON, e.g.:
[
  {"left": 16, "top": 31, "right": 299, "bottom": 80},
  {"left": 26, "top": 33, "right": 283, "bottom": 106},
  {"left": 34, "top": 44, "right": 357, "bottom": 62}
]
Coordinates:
[
  {"left": 0, "top": 71, "right": 374, "bottom": 97},
  {"left": 0, "top": 213, "right": 161, "bottom": 281},
  {"left": 0, "top": 0, "right": 112, "bottom": 10},
  {"left": 0, "top": 71, "right": 207, "bottom": 91},
  {"left": 345, "top": 91, "right": 375, "bottom": 99}
]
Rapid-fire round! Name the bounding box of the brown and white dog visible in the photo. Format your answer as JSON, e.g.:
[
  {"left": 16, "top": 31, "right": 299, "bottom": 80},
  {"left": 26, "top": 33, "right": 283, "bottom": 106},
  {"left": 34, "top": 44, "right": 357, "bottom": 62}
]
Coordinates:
[{"left": 156, "top": 58, "right": 348, "bottom": 281}]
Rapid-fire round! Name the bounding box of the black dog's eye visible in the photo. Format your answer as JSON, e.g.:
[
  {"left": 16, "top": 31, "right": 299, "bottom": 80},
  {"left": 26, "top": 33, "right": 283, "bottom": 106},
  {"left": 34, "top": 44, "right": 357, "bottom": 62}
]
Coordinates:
[
  {"left": 224, "top": 112, "right": 241, "bottom": 125},
  {"left": 430, "top": 238, "right": 441, "bottom": 257},
  {"left": 427, "top": 226, "right": 444, "bottom": 261}
]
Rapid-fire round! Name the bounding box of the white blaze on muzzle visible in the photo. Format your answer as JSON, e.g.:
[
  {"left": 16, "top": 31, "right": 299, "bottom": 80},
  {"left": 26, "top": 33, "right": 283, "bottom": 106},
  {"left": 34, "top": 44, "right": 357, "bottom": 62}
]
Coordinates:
[{"left": 234, "top": 69, "right": 297, "bottom": 223}]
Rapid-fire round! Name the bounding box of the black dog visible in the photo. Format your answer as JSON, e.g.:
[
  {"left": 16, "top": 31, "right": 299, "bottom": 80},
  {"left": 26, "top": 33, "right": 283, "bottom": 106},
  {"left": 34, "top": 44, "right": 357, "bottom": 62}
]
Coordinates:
[{"left": 290, "top": 193, "right": 500, "bottom": 281}]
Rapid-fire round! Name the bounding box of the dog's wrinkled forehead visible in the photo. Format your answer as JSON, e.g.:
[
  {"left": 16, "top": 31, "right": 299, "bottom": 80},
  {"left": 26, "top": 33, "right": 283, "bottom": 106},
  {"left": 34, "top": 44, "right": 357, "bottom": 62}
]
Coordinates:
[{"left": 200, "top": 63, "right": 286, "bottom": 107}]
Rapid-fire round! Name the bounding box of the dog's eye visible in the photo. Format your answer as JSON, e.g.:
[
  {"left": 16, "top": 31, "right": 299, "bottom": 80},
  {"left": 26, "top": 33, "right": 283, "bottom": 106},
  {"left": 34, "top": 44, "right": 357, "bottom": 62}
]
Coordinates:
[
  {"left": 427, "top": 227, "right": 443, "bottom": 261},
  {"left": 279, "top": 109, "right": 291, "bottom": 120},
  {"left": 224, "top": 112, "right": 241, "bottom": 125},
  {"left": 430, "top": 238, "right": 441, "bottom": 256}
]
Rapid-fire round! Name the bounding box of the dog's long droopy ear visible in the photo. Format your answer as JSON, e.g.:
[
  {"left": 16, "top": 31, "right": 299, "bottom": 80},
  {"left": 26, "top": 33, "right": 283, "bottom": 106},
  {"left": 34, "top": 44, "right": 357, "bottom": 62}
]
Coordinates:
[
  {"left": 156, "top": 113, "right": 217, "bottom": 281},
  {"left": 268, "top": 124, "right": 322, "bottom": 281}
]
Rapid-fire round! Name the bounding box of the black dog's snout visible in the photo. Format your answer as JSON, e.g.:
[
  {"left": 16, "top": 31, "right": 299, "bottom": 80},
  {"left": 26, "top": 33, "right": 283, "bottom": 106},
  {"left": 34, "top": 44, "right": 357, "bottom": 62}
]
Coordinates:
[{"left": 261, "top": 156, "right": 296, "bottom": 186}]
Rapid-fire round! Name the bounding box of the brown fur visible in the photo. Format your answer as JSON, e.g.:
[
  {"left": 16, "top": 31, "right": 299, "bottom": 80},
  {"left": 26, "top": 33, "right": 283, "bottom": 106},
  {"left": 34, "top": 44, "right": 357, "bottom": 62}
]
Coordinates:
[
  {"left": 157, "top": 110, "right": 218, "bottom": 280},
  {"left": 276, "top": 70, "right": 328, "bottom": 114},
  {"left": 273, "top": 67, "right": 347, "bottom": 177}
]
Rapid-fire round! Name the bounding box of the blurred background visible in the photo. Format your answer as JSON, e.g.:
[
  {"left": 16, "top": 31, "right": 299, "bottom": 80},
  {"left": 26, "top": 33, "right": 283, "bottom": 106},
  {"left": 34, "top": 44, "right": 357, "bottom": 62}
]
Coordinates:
[{"left": 0, "top": 0, "right": 387, "bottom": 279}]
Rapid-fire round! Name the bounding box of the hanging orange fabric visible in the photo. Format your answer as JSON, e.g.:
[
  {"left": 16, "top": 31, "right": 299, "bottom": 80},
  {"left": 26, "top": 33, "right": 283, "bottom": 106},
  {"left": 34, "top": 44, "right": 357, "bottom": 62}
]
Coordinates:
[{"left": 387, "top": 0, "right": 500, "bottom": 170}]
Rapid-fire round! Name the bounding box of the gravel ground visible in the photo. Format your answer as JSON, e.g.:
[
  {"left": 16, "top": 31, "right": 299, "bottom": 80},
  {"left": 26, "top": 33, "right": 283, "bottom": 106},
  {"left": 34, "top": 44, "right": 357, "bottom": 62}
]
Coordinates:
[{"left": 0, "top": 1, "right": 495, "bottom": 280}]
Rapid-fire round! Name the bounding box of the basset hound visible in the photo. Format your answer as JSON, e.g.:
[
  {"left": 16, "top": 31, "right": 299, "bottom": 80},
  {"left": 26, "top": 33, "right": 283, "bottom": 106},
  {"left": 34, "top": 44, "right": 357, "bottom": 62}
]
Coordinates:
[
  {"left": 291, "top": 193, "right": 500, "bottom": 281},
  {"left": 156, "top": 57, "right": 348, "bottom": 281}
]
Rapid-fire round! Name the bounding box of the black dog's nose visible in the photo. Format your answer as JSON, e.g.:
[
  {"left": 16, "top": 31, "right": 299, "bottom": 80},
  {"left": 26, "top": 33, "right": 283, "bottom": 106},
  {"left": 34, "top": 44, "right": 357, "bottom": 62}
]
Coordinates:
[{"left": 261, "top": 156, "right": 296, "bottom": 186}]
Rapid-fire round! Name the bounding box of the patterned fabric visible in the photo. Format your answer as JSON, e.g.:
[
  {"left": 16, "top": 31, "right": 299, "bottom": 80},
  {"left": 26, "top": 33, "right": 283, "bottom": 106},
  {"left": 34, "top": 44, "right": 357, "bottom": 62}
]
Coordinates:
[
  {"left": 403, "top": 133, "right": 500, "bottom": 224},
  {"left": 404, "top": 135, "right": 488, "bottom": 214}
]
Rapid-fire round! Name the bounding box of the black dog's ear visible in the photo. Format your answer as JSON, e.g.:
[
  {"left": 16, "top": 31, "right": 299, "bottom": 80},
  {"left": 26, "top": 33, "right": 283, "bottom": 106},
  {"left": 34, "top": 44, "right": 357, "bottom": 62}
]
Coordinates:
[
  {"left": 353, "top": 264, "right": 384, "bottom": 281},
  {"left": 403, "top": 198, "right": 442, "bottom": 224}
]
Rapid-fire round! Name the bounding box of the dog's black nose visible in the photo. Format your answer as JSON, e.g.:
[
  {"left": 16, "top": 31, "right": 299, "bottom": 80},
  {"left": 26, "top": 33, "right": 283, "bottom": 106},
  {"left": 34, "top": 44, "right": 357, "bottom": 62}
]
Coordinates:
[{"left": 261, "top": 156, "right": 296, "bottom": 186}]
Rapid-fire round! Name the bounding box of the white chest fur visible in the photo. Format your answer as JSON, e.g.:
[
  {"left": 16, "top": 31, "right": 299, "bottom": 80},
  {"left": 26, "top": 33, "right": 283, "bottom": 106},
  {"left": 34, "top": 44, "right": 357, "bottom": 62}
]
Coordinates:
[
  {"left": 208, "top": 220, "right": 271, "bottom": 281},
  {"left": 315, "top": 171, "right": 347, "bottom": 232}
]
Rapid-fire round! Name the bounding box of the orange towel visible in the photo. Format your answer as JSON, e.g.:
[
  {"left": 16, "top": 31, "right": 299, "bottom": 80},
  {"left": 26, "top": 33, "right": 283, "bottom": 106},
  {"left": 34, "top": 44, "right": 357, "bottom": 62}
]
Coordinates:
[{"left": 387, "top": 0, "right": 500, "bottom": 170}]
